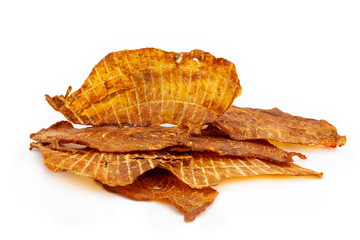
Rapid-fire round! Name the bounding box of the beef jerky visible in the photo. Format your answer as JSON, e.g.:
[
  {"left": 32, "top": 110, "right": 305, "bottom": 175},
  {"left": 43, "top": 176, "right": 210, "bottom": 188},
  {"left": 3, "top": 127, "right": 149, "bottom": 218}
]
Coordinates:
[
  {"left": 30, "top": 121, "right": 305, "bottom": 164},
  {"left": 45, "top": 48, "right": 241, "bottom": 134},
  {"left": 30, "top": 121, "right": 189, "bottom": 153},
  {"left": 159, "top": 153, "right": 323, "bottom": 189},
  {"left": 102, "top": 168, "right": 218, "bottom": 222},
  {"left": 207, "top": 106, "right": 346, "bottom": 147},
  {"left": 30, "top": 142, "right": 321, "bottom": 189},
  {"left": 30, "top": 142, "right": 190, "bottom": 187},
  {"left": 187, "top": 136, "right": 306, "bottom": 164}
]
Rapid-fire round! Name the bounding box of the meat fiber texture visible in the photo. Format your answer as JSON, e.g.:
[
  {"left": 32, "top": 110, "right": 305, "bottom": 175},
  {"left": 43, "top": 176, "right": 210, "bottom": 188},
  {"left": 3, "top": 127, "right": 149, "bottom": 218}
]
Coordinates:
[
  {"left": 29, "top": 48, "right": 346, "bottom": 222},
  {"left": 30, "top": 142, "right": 322, "bottom": 189},
  {"left": 30, "top": 121, "right": 306, "bottom": 164},
  {"left": 45, "top": 48, "right": 241, "bottom": 134},
  {"left": 207, "top": 106, "right": 346, "bottom": 147},
  {"left": 102, "top": 168, "right": 219, "bottom": 223}
]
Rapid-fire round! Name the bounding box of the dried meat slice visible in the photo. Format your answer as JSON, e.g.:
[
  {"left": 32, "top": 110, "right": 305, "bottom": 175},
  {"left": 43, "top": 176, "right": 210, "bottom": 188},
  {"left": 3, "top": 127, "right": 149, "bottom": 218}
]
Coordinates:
[
  {"left": 159, "top": 153, "right": 323, "bottom": 188},
  {"left": 30, "top": 142, "right": 190, "bottom": 187},
  {"left": 45, "top": 48, "right": 241, "bottom": 134},
  {"left": 102, "top": 168, "right": 218, "bottom": 222},
  {"left": 30, "top": 121, "right": 305, "bottom": 164},
  {"left": 187, "top": 136, "right": 306, "bottom": 164},
  {"left": 30, "top": 143, "right": 322, "bottom": 190},
  {"left": 30, "top": 121, "right": 189, "bottom": 153},
  {"left": 206, "top": 106, "right": 346, "bottom": 147}
]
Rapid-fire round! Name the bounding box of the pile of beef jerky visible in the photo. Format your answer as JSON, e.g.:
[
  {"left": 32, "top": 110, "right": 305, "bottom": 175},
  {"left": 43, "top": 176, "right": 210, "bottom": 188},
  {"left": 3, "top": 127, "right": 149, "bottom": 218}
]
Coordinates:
[{"left": 30, "top": 48, "right": 346, "bottom": 222}]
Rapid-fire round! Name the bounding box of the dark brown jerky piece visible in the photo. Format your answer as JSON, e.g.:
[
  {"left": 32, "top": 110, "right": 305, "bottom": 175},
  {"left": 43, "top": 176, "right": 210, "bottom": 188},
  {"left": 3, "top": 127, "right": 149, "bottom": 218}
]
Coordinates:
[
  {"left": 30, "top": 121, "right": 305, "bottom": 164},
  {"left": 102, "top": 168, "right": 218, "bottom": 222},
  {"left": 206, "top": 106, "right": 346, "bottom": 147}
]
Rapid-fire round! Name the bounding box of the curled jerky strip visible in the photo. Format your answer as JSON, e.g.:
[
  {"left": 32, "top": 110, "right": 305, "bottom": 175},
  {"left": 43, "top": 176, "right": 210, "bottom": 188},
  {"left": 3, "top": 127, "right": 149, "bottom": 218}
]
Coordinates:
[
  {"left": 102, "top": 168, "right": 218, "bottom": 222},
  {"left": 45, "top": 48, "right": 241, "bottom": 134},
  {"left": 207, "top": 106, "right": 346, "bottom": 147}
]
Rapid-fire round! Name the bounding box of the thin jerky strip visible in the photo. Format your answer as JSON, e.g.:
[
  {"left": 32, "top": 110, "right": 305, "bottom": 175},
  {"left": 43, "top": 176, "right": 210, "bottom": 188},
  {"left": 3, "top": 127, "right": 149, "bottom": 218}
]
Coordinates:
[
  {"left": 102, "top": 168, "right": 218, "bottom": 222},
  {"left": 207, "top": 106, "right": 346, "bottom": 147},
  {"left": 30, "top": 121, "right": 189, "bottom": 153},
  {"left": 30, "top": 143, "right": 322, "bottom": 190},
  {"left": 187, "top": 136, "right": 306, "bottom": 164},
  {"left": 30, "top": 121, "right": 305, "bottom": 164},
  {"left": 159, "top": 153, "right": 323, "bottom": 188}
]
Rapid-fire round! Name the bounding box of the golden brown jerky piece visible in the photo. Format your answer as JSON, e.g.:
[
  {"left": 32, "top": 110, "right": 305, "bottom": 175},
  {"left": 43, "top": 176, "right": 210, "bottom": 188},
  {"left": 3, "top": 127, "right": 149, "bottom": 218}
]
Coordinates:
[
  {"left": 45, "top": 48, "right": 241, "bottom": 134},
  {"left": 31, "top": 142, "right": 321, "bottom": 189},
  {"left": 207, "top": 106, "right": 346, "bottom": 147},
  {"left": 159, "top": 153, "right": 323, "bottom": 188},
  {"left": 30, "top": 121, "right": 305, "bottom": 164},
  {"left": 30, "top": 142, "right": 190, "bottom": 187},
  {"left": 102, "top": 168, "right": 218, "bottom": 222}
]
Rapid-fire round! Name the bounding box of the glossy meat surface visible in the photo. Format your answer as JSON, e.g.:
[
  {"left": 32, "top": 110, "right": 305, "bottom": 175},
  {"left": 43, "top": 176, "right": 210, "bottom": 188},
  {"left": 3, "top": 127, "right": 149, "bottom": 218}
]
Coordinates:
[{"left": 45, "top": 48, "right": 241, "bottom": 134}]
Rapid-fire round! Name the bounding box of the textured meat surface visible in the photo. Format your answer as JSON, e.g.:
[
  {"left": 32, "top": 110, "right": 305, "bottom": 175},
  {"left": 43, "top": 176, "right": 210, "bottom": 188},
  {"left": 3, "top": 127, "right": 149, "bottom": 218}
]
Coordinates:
[
  {"left": 45, "top": 48, "right": 241, "bottom": 134},
  {"left": 30, "top": 121, "right": 189, "bottom": 153},
  {"left": 187, "top": 136, "right": 306, "bottom": 164},
  {"left": 30, "top": 142, "right": 189, "bottom": 187},
  {"left": 102, "top": 168, "right": 218, "bottom": 222},
  {"left": 30, "top": 121, "right": 305, "bottom": 164},
  {"left": 30, "top": 142, "right": 322, "bottom": 189},
  {"left": 159, "top": 153, "right": 323, "bottom": 188},
  {"left": 209, "top": 106, "right": 346, "bottom": 147}
]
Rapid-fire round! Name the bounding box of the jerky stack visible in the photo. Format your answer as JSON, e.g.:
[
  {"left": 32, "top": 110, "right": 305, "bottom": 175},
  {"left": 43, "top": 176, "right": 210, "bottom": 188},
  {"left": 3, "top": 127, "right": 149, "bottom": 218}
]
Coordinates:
[{"left": 30, "top": 48, "right": 345, "bottom": 222}]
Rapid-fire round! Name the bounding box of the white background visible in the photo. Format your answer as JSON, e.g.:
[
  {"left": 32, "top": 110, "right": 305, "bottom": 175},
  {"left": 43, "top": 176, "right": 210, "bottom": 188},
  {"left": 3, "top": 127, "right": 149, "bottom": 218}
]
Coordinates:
[{"left": 1, "top": 0, "right": 359, "bottom": 239}]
